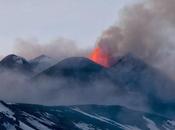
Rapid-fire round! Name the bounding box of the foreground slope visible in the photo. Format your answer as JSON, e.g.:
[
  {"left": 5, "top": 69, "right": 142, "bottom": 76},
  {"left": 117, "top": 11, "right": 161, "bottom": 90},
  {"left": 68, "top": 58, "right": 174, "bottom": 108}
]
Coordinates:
[{"left": 0, "top": 101, "right": 175, "bottom": 130}]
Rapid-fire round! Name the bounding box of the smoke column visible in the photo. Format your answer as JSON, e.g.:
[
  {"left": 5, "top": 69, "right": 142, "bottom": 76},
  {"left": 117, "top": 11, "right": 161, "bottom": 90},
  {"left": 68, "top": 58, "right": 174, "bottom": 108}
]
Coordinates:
[{"left": 92, "top": 0, "right": 175, "bottom": 77}]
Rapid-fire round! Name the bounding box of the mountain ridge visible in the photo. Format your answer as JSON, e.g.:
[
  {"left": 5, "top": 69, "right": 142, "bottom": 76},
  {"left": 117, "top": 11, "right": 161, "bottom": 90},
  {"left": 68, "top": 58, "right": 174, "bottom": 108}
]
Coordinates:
[{"left": 0, "top": 100, "right": 174, "bottom": 130}]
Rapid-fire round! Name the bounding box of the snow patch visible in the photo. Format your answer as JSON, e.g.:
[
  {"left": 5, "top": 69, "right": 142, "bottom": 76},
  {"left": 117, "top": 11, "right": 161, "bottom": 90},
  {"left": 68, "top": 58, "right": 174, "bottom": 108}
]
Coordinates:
[
  {"left": 167, "top": 120, "right": 175, "bottom": 126},
  {"left": 74, "top": 123, "right": 97, "bottom": 130},
  {"left": 27, "top": 118, "right": 51, "bottom": 130},
  {"left": 0, "top": 102, "right": 15, "bottom": 119},
  {"left": 22, "top": 111, "right": 55, "bottom": 127},
  {"left": 3, "top": 123, "right": 16, "bottom": 130},
  {"left": 20, "top": 121, "right": 35, "bottom": 130},
  {"left": 72, "top": 108, "right": 141, "bottom": 130},
  {"left": 163, "top": 120, "right": 175, "bottom": 130},
  {"left": 143, "top": 116, "right": 160, "bottom": 130}
]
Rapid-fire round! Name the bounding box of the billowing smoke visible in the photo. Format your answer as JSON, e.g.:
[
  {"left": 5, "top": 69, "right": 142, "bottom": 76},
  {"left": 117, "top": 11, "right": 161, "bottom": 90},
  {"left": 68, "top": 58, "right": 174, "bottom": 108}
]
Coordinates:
[
  {"left": 96, "top": 0, "right": 175, "bottom": 77},
  {"left": 14, "top": 38, "right": 90, "bottom": 60}
]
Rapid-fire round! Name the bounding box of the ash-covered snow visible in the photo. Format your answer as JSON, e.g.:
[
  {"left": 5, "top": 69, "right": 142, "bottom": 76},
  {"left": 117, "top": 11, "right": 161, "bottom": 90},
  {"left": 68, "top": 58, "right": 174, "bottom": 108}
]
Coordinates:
[
  {"left": 143, "top": 116, "right": 160, "bottom": 130},
  {"left": 3, "top": 123, "right": 16, "bottom": 130},
  {"left": 74, "top": 123, "right": 97, "bottom": 130},
  {"left": 0, "top": 100, "right": 174, "bottom": 130},
  {"left": 19, "top": 122, "right": 35, "bottom": 130},
  {"left": 0, "top": 102, "right": 15, "bottom": 119}
]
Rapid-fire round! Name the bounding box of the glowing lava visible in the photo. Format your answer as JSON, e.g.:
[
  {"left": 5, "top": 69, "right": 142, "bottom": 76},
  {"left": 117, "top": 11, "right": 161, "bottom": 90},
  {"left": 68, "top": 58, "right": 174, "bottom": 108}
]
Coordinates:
[{"left": 90, "top": 47, "right": 110, "bottom": 67}]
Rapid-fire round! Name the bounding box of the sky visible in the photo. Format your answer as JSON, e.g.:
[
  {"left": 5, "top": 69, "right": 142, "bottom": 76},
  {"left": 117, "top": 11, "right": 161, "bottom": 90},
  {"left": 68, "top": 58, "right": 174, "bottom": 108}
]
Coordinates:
[{"left": 0, "top": 0, "right": 141, "bottom": 56}]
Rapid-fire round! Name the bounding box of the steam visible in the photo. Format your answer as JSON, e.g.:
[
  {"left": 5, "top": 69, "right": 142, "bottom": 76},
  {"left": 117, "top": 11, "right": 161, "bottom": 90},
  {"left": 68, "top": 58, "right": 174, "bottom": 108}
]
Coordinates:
[
  {"left": 0, "top": 70, "right": 148, "bottom": 111},
  {"left": 96, "top": 0, "right": 175, "bottom": 77},
  {"left": 14, "top": 38, "right": 90, "bottom": 60}
]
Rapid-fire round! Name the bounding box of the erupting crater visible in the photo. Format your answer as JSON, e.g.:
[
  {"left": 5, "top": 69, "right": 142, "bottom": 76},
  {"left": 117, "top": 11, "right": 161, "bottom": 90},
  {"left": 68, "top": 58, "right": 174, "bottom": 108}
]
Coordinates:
[{"left": 89, "top": 47, "right": 111, "bottom": 67}]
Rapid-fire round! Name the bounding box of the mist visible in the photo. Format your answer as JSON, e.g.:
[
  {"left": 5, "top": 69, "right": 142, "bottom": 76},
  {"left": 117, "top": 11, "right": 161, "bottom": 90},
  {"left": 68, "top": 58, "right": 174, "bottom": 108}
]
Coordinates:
[
  {"left": 14, "top": 38, "right": 90, "bottom": 60},
  {"left": 0, "top": 69, "right": 149, "bottom": 112}
]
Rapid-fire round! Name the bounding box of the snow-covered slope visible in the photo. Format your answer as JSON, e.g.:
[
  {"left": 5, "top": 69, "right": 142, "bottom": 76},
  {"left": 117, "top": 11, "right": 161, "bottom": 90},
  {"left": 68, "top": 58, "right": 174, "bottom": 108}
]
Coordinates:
[
  {"left": 0, "top": 101, "right": 175, "bottom": 130},
  {"left": 30, "top": 55, "right": 57, "bottom": 73}
]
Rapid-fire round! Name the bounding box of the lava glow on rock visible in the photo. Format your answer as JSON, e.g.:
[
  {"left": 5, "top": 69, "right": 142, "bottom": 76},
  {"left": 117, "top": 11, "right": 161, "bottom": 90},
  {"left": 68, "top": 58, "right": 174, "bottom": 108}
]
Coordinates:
[{"left": 90, "top": 47, "right": 110, "bottom": 67}]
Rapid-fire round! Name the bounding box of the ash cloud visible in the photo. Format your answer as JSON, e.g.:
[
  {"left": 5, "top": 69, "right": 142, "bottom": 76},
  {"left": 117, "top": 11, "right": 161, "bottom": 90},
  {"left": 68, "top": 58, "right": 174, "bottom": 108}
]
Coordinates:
[
  {"left": 14, "top": 38, "right": 90, "bottom": 60},
  {"left": 96, "top": 0, "right": 175, "bottom": 77}
]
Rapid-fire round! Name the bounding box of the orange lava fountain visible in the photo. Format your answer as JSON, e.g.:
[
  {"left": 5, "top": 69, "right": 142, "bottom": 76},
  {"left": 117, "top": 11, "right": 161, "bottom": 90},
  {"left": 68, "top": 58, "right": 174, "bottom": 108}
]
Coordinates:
[{"left": 89, "top": 47, "right": 110, "bottom": 67}]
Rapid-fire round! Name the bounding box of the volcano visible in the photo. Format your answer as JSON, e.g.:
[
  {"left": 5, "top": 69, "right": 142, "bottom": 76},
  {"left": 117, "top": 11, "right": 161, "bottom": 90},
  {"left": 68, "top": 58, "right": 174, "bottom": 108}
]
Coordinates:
[
  {"left": 34, "top": 54, "right": 175, "bottom": 99},
  {"left": 35, "top": 57, "right": 107, "bottom": 84}
]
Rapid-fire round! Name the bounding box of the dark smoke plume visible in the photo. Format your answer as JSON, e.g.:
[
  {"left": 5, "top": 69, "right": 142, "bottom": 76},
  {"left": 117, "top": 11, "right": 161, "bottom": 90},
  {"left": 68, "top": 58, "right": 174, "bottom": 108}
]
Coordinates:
[{"left": 96, "top": 0, "right": 175, "bottom": 77}]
